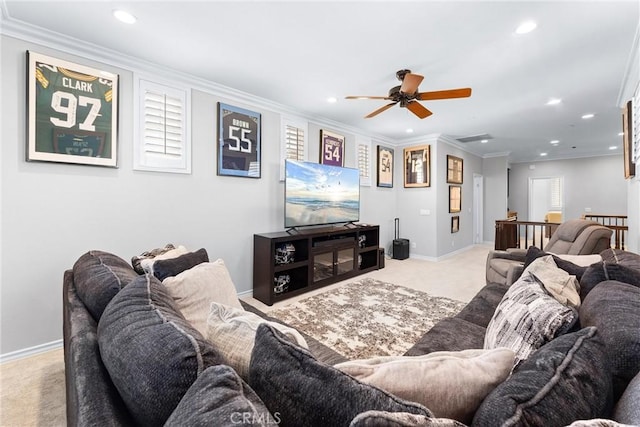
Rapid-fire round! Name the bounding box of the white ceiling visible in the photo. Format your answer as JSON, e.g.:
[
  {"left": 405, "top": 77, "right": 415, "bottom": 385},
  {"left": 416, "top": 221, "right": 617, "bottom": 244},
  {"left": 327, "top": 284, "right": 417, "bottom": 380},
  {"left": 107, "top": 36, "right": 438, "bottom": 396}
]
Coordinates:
[{"left": 2, "top": 1, "right": 638, "bottom": 163}]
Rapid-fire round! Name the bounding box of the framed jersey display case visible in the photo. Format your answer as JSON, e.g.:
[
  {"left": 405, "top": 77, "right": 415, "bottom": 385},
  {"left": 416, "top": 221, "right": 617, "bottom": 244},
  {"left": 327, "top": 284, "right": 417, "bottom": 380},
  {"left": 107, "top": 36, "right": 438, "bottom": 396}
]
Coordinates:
[
  {"left": 27, "top": 51, "right": 119, "bottom": 167},
  {"left": 217, "top": 102, "right": 261, "bottom": 178}
]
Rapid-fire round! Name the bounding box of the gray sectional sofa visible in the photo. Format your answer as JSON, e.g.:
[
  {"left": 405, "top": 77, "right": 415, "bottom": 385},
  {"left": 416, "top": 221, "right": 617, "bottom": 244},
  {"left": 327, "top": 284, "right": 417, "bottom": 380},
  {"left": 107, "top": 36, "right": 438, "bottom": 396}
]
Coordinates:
[{"left": 63, "top": 246, "right": 640, "bottom": 426}]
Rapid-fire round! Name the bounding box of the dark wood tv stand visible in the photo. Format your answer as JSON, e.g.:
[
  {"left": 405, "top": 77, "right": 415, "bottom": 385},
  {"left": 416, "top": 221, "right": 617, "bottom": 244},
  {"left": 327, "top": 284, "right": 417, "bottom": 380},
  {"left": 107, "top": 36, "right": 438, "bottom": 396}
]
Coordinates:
[{"left": 253, "top": 224, "right": 380, "bottom": 305}]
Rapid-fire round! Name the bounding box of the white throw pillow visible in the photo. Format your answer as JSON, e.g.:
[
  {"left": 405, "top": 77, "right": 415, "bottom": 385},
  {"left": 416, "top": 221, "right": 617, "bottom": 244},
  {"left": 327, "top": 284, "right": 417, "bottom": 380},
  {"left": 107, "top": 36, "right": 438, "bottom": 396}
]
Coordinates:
[
  {"left": 162, "top": 259, "right": 243, "bottom": 336},
  {"left": 552, "top": 253, "right": 602, "bottom": 267},
  {"left": 335, "top": 348, "right": 515, "bottom": 424},
  {"left": 206, "top": 302, "right": 308, "bottom": 380}
]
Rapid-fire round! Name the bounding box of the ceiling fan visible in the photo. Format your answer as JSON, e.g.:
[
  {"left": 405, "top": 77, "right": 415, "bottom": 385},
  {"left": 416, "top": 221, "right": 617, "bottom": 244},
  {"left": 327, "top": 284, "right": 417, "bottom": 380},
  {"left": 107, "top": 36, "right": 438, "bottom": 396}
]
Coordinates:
[{"left": 345, "top": 69, "right": 472, "bottom": 119}]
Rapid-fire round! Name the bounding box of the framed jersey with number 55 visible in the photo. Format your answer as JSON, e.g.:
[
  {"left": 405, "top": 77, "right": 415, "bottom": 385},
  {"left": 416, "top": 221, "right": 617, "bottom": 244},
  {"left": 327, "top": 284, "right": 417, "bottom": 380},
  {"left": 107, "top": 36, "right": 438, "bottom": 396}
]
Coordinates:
[
  {"left": 217, "top": 102, "right": 261, "bottom": 178},
  {"left": 27, "top": 51, "right": 119, "bottom": 167}
]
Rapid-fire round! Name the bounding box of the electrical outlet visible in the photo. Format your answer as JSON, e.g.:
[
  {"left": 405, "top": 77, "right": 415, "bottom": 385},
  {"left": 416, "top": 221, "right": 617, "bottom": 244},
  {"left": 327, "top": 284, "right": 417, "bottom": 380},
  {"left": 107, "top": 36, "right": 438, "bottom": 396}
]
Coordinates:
[{"left": 411, "top": 242, "right": 417, "bottom": 249}]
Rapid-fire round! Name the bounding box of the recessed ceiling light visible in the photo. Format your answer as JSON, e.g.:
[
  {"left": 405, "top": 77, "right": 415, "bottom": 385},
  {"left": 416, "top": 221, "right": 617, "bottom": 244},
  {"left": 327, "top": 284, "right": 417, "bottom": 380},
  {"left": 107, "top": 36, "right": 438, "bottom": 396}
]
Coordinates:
[
  {"left": 516, "top": 21, "right": 537, "bottom": 34},
  {"left": 406, "top": 128, "right": 414, "bottom": 134},
  {"left": 540, "top": 152, "right": 548, "bottom": 156},
  {"left": 550, "top": 140, "right": 559, "bottom": 144},
  {"left": 480, "top": 139, "right": 488, "bottom": 143},
  {"left": 609, "top": 146, "right": 618, "bottom": 150},
  {"left": 113, "top": 9, "right": 137, "bottom": 24},
  {"left": 582, "top": 113, "right": 595, "bottom": 119},
  {"left": 546, "top": 98, "right": 562, "bottom": 106},
  {"left": 326, "top": 97, "right": 337, "bottom": 103}
]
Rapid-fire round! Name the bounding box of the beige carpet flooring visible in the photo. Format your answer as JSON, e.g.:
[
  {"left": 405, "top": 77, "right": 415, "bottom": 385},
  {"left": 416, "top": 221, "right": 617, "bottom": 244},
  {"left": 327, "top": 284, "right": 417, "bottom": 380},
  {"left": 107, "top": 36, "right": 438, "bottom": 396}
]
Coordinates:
[{"left": 0, "top": 244, "right": 491, "bottom": 426}]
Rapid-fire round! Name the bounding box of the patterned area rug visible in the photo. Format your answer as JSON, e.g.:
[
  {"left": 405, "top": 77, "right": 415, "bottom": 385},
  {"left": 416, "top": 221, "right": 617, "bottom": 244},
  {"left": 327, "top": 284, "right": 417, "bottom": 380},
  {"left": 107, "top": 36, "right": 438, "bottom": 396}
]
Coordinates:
[{"left": 268, "top": 278, "right": 466, "bottom": 360}]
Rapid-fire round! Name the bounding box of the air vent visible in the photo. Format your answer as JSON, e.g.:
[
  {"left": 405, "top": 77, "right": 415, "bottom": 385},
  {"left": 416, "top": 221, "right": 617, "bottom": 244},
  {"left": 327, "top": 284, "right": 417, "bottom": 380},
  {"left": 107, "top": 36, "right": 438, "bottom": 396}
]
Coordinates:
[{"left": 456, "top": 133, "right": 493, "bottom": 143}]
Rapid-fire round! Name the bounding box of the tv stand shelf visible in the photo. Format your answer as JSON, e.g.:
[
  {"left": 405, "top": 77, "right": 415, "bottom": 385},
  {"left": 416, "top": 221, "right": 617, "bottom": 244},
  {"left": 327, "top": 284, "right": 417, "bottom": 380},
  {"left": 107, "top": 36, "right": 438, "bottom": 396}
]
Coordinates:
[{"left": 253, "top": 224, "right": 380, "bottom": 305}]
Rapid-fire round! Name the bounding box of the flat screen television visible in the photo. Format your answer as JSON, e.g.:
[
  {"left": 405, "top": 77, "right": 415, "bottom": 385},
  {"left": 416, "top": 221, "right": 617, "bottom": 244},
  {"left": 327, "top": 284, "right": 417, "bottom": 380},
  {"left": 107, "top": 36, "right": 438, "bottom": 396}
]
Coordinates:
[{"left": 285, "top": 160, "right": 360, "bottom": 228}]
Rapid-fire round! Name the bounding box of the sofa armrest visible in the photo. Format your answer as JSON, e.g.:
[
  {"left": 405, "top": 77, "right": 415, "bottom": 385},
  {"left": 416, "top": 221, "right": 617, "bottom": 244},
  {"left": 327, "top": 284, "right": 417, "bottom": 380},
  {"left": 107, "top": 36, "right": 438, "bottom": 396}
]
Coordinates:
[
  {"left": 63, "top": 270, "right": 134, "bottom": 427},
  {"left": 505, "top": 264, "right": 525, "bottom": 286}
]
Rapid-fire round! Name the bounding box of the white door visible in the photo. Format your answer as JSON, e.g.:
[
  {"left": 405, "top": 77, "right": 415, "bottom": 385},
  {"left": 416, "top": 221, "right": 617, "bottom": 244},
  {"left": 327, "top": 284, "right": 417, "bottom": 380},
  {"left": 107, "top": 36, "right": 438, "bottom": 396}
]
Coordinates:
[{"left": 473, "top": 174, "right": 484, "bottom": 244}]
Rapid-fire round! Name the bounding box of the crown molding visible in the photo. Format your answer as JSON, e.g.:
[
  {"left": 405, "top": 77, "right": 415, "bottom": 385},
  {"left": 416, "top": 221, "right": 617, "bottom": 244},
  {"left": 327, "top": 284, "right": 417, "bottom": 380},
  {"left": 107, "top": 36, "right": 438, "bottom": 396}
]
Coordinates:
[
  {"left": 617, "top": 21, "right": 640, "bottom": 105},
  {"left": 0, "top": 11, "right": 396, "bottom": 146}
]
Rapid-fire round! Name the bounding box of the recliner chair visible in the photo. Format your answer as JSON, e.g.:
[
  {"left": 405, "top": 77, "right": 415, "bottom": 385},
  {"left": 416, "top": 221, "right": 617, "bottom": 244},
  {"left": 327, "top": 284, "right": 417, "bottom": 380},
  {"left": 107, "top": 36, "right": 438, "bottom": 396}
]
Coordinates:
[{"left": 486, "top": 218, "right": 613, "bottom": 286}]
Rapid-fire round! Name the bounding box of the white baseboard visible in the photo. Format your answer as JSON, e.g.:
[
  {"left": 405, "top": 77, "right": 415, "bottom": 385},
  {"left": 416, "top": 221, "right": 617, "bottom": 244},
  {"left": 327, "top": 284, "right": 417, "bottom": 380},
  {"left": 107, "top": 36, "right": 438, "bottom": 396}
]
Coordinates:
[
  {"left": 408, "top": 243, "right": 485, "bottom": 262},
  {"left": 237, "top": 289, "right": 253, "bottom": 299},
  {"left": 0, "top": 339, "right": 63, "bottom": 364}
]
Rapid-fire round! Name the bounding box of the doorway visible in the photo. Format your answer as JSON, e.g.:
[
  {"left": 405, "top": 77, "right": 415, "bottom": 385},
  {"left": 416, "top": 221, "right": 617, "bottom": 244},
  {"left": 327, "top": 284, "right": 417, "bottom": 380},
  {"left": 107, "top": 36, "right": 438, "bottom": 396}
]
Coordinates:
[{"left": 528, "top": 176, "right": 563, "bottom": 222}]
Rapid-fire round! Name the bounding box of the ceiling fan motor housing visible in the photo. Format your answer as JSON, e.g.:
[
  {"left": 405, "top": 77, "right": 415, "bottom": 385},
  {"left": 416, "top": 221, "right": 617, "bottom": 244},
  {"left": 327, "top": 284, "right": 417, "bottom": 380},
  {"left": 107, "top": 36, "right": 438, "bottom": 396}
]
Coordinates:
[{"left": 396, "top": 69, "right": 411, "bottom": 81}]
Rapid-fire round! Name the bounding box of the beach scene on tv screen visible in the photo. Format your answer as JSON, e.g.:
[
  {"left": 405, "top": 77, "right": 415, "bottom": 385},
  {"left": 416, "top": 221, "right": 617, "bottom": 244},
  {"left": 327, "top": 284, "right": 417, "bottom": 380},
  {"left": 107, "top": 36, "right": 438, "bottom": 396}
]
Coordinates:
[{"left": 286, "top": 161, "right": 360, "bottom": 227}]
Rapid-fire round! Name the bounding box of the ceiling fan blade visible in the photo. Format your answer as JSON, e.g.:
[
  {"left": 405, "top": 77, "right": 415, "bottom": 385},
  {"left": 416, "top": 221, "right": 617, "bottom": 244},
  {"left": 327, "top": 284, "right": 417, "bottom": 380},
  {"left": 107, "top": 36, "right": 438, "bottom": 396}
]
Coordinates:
[
  {"left": 365, "top": 102, "right": 398, "bottom": 118},
  {"left": 345, "top": 95, "right": 391, "bottom": 100},
  {"left": 416, "top": 88, "right": 472, "bottom": 101},
  {"left": 400, "top": 73, "right": 424, "bottom": 94},
  {"left": 406, "top": 101, "right": 433, "bottom": 119}
]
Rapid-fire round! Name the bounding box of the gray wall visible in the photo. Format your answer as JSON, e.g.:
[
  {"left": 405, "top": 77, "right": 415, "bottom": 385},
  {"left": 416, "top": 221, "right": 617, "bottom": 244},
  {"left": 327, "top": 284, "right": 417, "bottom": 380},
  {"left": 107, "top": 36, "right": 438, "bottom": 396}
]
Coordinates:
[
  {"left": 482, "top": 156, "right": 509, "bottom": 242},
  {"left": 508, "top": 156, "right": 627, "bottom": 222}
]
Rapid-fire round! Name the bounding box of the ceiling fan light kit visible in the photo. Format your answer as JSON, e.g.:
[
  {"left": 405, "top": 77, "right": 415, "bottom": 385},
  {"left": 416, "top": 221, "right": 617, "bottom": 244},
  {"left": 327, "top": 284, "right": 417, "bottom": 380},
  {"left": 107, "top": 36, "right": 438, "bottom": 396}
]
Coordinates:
[{"left": 346, "top": 69, "right": 472, "bottom": 119}]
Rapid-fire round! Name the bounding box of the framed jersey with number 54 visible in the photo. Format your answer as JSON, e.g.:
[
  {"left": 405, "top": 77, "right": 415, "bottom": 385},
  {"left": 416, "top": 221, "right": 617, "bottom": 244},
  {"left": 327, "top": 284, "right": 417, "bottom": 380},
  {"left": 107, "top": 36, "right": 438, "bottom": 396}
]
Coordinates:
[
  {"left": 319, "top": 129, "right": 345, "bottom": 167},
  {"left": 26, "top": 51, "right": 119, "bottom": 167}
]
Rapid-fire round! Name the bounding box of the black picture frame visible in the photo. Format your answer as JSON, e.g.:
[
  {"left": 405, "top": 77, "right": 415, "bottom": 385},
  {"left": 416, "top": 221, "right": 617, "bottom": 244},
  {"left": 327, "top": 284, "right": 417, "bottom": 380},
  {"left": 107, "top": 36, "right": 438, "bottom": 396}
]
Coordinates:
[
  {"left": 217, "top": 102, "right": 261, "bottom": 178},
  {"left": 446, "top": 155, "right": 463, "bottom": 184},
  {"left": 449, "top": 185, "right": 461, "bottom": 213},
  {"left": 451, "top": 216, "right": 460, "bottom": 233}
]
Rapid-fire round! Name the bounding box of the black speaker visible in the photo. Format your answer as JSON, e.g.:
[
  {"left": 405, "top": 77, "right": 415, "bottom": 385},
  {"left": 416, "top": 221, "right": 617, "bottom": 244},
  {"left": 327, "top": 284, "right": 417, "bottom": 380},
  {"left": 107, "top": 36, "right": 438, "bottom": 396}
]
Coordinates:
[
  {"left": 392, "top": 218, "right": 409, "bottom": 260},
  {"left": 378, "top": 248, "right": 385, "bottom": 269},
  {"left": 393, "top": 239, "right": 410, "bottom": 260}
]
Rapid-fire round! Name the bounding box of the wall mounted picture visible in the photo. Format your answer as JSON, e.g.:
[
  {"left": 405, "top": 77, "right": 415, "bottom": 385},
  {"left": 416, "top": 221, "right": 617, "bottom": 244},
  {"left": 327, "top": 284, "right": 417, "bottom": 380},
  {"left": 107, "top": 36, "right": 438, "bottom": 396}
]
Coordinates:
[
  {"left": 447, "top": 155, "right": 464, "bottom": 184},
  {"left": 218, "top": 102, "right": 261, "bottom": 178},
  {"left": 320, "top": 130, "right": 345, "bottom": 166},
  {"left": 27, "top": 51, "right": 119, "bottom": 167},
  {"left": 377, "top": 145, "right": 394, "bottom": 187},
  {"left": 449, "top": 185, "right": 461, "bottom": 213},
  {"left": 451, "top": 216, "right": 460, "bottom": 233},
  {"left": 403, "top": 145, "right": 430, "bottom": 187},
  {"left": 622, "top": 100, "right": 635, "bottom": 178}
]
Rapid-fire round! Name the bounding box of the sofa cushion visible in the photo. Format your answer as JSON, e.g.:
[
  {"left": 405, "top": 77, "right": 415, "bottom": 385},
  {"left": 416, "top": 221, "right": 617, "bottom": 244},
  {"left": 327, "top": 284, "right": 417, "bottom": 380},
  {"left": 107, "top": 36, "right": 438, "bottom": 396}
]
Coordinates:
[
  {"left": 335, "top": 348, "right": 515, "bottom": 424},
  {"left": 404, "top": 317, "right": 486, "bottom": 356},
  {"left": 473, "top": 327, "right": 613, "bottom": 427},
  {"left": 165, "top": 365, "right": 276, "bottom": 427},
  {"left": 153, "top": 248, "right": 209, "bottom": 281},
  {"left": 139, "top": 245, "right": 189, "bottom": 274},
  {"left": 600, "top": 248, "right": 640, "bottom": 270},
  {"left": 614, "top": 370, "right": 640, "bottom": 425},
  {"left": 206, "top": 302, "right": 308, "bottom": 380},
  {"left": 580, "top": 280, "right": 640, "bottom": 399},
  {"left": 580, "top": 262, "right": 640, "bottom": 300},
  {"left": 349, "top": 412, "right": 466, "bottom": 427},
  {"left": 484, "top": 270, "right": 578, "bottom": 367},
  {"left": 98, "top": 274, "right": 223, "bottom": 426},
  {"left": 131, "top": 243, "right": 176, "bottom": 274},
  {"left": 455, "top": 283, "right": 507, "bottom": 328},
  {"left": 162, "top": 259, "right": 243, "bottom": 336},
  {"left": 248, "top": 324, "right": 432, "bottom": 427},
  {"left": 523, "top": 246, "right": 590, "bottom": 280},
  {"left": 72, "top": 250, "right": 139, "bottom": 321},
  {"left": 525, "top": 255, "right": 581, "bottom": 308}
]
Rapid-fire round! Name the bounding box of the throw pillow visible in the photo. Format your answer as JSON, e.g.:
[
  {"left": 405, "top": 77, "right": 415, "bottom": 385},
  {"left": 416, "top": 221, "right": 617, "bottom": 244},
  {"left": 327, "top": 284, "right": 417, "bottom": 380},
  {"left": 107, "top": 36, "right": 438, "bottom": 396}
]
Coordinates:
[
  {"left": 98, "top": 274, "right": 223, "bottom": 426},
  {"left": 139, "top": 245, "right": 189, "bottom": 274},
  {"left": 165, "top": 365, "right": 276, "bottom": 427},
  {"left": 335, "top": 348, "right": 515, "bottom": 424},
  {"left": 349, "top": 412, "right": 466, "bottom": 427},
  {"left": 72, "top": 250, "right": 139, "bottom": 321},
  {"left": 473, "top": 327, "right": 613, "bottom": 427},
  {"left": 580, "top": 280, "right": 640, "bottom": 400},
  {"left": 600, "top": 248, "right": 640, "bottom": 271},
  {"left": 579, "top": 262, "right": 640, "bottom": 300},
  {"left": 152, "top": 248, "right": 209, "bottom": 281},
  {"left": 523, "top": 246, "right": 589, "bottom": 280},
  {"left": 131, "top": 243, "right": 176, "bottom": 274},
  {"left": 206, "top": 302, "right": 308, "bottom": 380},
  {"left": 566, "top": 421, "right": 631, "bottom": 427},
  {"left": 525, "top": 255, "right": 581, "bottom": 308},
  {"left": 614, "top": 371, "right": 640, "bottom": 425},
  {"left": 248, "top": 324, "right": 432, "bottom": 427},
  {"left": 484, "top": 270, "right": 578, "bottom": 367},
  {"left": 162, "top": 259, "right": 243, "bottom": 336}
]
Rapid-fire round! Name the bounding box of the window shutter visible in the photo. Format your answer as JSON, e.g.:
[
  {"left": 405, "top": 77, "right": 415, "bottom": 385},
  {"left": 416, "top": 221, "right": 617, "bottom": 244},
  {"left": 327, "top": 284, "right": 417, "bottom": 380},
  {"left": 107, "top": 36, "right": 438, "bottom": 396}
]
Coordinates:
[
  {"left": 550, "top": 177, "right": 563, "bottom": 209},
  {"left": 134, "top": 78, "right": 191, "bottom": 173},
  {"left": 356, "top": 136, "right": 372, "bottom": 186},
  {"left": 280, "top": 117, "right": 308, "bottom": 180}
]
